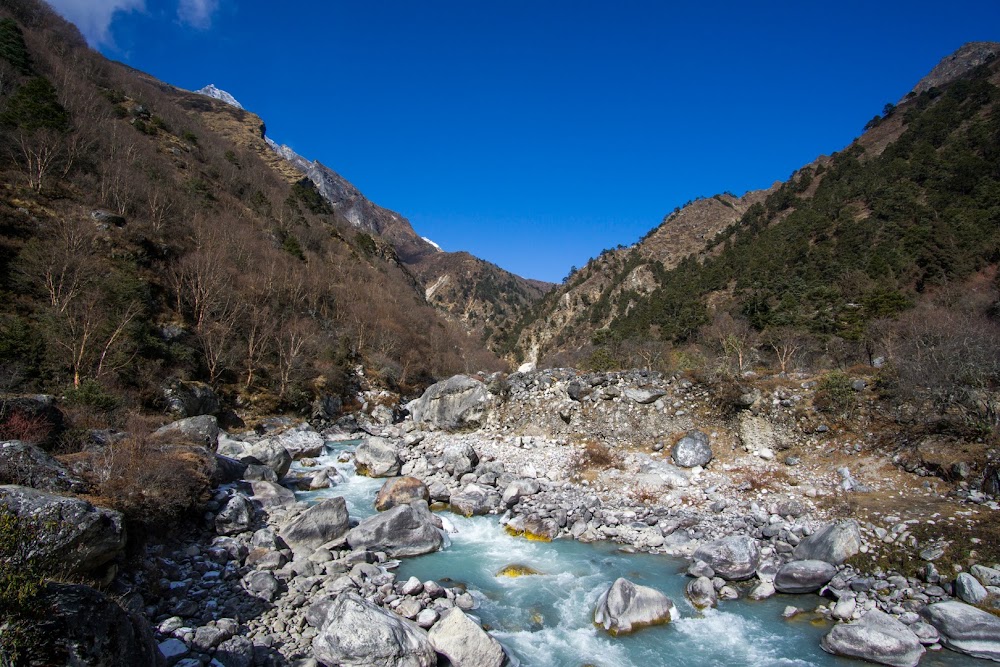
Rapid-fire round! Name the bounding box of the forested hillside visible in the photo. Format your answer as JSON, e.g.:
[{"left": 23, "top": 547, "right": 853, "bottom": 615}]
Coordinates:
[
  {"left": 0, "top": 0, "right": 500, "bottom": 424},
  {"left": 512, "top": 45, "right": 1000, "bottom": 391}
]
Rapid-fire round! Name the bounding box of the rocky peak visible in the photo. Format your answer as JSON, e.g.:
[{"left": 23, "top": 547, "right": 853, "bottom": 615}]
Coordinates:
[
  {"left": 906, "top": 41, "right": 1000, "bottom": 99},
  {"left": 195, "top": 83, "right": 244, "bottom": 109}
]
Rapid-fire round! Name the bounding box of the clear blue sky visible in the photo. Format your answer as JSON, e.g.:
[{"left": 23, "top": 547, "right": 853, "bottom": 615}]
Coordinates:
[{"left": 50, "top": 0, "right": 1000, "bottom": 282}]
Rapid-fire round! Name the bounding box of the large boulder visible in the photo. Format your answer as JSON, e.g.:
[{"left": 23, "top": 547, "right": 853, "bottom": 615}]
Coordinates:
[
  {"left": 449, "top": 483, "right": 495, "bottom": 517},
  {"left": 406, "top": 375, "right": 490, "bottom": 431},
  {"left": 215, "top": 493, "right": 255, "bottom": 536},
  {"left": 623, "top": 387, "right": 666, "bottom": 405},
  {"left": 346, "top": 500, "right": 443, "bottom": 557},
  {"left": 375, "top": 477, "right": 429, "bottom": 511},
  {"left": 27, "top": 583, "right": 165, "bottom": 667},
  {"left": 920, "top": 601, "right": 1000, "bottom": 661},
  {"left": 686, "top": 576, "right": 717, "bottom": 609},
  {"left": 311, "top": 592, "right": 436, "bottom": 667},
  {"left": 0, "top": 485, "right": 124, "bottom": 581},
  {"left": 281, "top": 497, "right": 349, "bottom": 550},
  {"left": 0, "top": 440, "right": 86, "bottom": 492},
  {"left": 774, "top": 560, "right": 837, "bottom": 594},
  {"left": 442, "top": 442, "right": 479, "bottom": 477},
  {"left": 247, "top": 480, "right": 296, "bottom": 509},
  {"left": 152, "top": 415, "right": 219, "bottom": 449},
  {"left": 792, "top": 520, "right": 861, "bottom": 565},
  {"left": 218, "top": 438, "right": 292, "bottom": 479},
  {"left": 273, "top": 423, "right": 326, "bottom": 459},
  {"left": 671, "top": 431, "right": 712, "bottom": 468},
  {"left": 427, "top": 608, "right": 505, "bottom": 667},
  {"left": 594, "top": 577, "right": 678, "bottom": 635},
  {"left": 821, "top": 610, "right": 925, "bottom": 667},
  {"left": 354, "top": 438, "right": 401, "bottom": 478},
  {"left": 692, "top": 535, "right": 760, "bottom": 581},
  {"left": 0, "top": 394, "right": 66, "bottom": 449},
  {"left": 162, "top": 380, "right": 220, "bottom": 418},
  {"left": 955, "top": 572, "right": 989, "bottom": 604}
]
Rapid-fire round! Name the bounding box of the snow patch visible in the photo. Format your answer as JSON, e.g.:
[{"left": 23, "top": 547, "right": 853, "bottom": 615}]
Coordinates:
[
  {"left": 421, "top": 237, "right": 443, "bottom": 252},
  {"left": 195, "top": 84, "right": 243, "bottom": 109}
]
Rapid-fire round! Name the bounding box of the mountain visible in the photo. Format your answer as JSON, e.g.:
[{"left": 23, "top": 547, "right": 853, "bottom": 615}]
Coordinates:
[
  {"left": 0, "top": 0, "right": 503, "bottom": 413},
  {"left": 191, "top": 86, "right": 552, "bottom": 347},
  {"left": 511, "top": 42, "right": 1000, "bottom": 375},
  {"left": 195, "top": 83, "right": 243, "bottom": 109}
]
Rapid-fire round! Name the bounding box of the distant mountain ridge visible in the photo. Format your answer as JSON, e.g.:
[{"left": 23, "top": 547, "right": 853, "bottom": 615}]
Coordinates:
[{"left": 193, "top": 85, "right": 551, "bottom": 346}]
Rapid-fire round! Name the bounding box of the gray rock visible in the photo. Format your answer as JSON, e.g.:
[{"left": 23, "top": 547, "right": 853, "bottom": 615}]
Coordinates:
[
  {"left": 428, "top": 608, "right": 505, "bottom": 667},
  {"left": 405, "top": 375, "right": 490, "bottom": 431},
  {"left": 686, "top": 576, "right": 717, "bottom": 609},
  {"left": 972, "top": 564, "right": 1000, "bottom": 587},
  {"left": 274, "top": 424, "right": 325, "bottom": 458},
  {"left": 38, "top": 583, "right": 165, "bottom": 667},
  {"left": 347, "top": 500, "right": 443, "bottom": 557},
  {"left": 671, "top": 431, "right": 712, "bottom": 468},
  {"left": 354, "top": 438, "right": 401, "bottom": 478},
  {"left": 449, "top": 483, "right": 494, "bottom": 517},
  {"left": 248, "top": 480, "right": 296, "bottom": 509},
  {"left": 215, "top": 635, "right": 254, "bottom": 667},
  {"left": 152, "top": 415, "right": 219, "bottom": 449},
  {"left": 624, "top": 387, "right": 667, "bottom": 404},
  {"left": 281, "top": 497, "right": 350, "bottom": 550},
  {"left": 594, "top": 577, "right": 678, "bottom": 635},
  {"left": 311, "top": 592, "right": 436, "bottom": 667},
  {"left": 921, "top": 600, "right": 1000, "bottom": 661},
  {"left": 443, "top": 442, "right": 480, "bottom": 477},
  {"left": 244, "top": 570, "right": 280, "bottom": 602},
  {"left": 955, "top": 571, "right": 989, "bottom": 605},
  {"left": 215, "top": 493, "right": 255, "bottom": 536},
  {"left": 501, "top": 477, "right": 540, "bottom": 507},
  {"left": 0, "top": 440, "right": 86, "bottom": 492},
  {"left": 821, "top": 609, "right": 925, "bottom": 667},
  {"left": 0, "top": 485, "right": 124, "bottom": 581},
  {"left": 792, "top": 520, "right": 861, "bottom": 565},
  {"left": 774, "top": 560, "right": 837, "bottom": 594},
  {"left": 415, "top": 609, "right": 439, "bottom": 629},
  {"left": 692, "top": 535, "right": 760, "bottom": 581},
  {"left": 375, "top": 476, "right": 430, "bottom": 511},
  {"left": 162, "top": 380, "right": 219, "bottom": 418}
]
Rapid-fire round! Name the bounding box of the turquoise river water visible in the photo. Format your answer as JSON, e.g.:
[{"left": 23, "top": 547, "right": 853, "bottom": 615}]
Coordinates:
[{"left": 290, "top": 441, "right": 985, "bottom": 667}]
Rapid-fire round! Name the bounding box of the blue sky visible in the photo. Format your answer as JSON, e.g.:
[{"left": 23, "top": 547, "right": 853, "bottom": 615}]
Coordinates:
[{"left": 50, "top": 1, "right": 1000, "bottom": 283}]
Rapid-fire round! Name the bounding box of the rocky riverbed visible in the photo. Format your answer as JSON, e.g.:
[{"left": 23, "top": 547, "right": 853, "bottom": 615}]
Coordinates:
[{"left": 3, "top": 369, "right": 1000, "bottom": 665}]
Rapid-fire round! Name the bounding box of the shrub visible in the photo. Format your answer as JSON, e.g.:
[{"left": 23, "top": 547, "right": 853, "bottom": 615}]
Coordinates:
[
  {"left": 814, "top": 371, "right": 855, "bottom": 414},
  {"left": 0, "top": 508, "right": 51, "bottom": 663},
  {"left": 0, "top": 410, "right": 51, "bottom": 445},
  {"left": 64, "top": 379, "right": 120, "bottom": 413}
]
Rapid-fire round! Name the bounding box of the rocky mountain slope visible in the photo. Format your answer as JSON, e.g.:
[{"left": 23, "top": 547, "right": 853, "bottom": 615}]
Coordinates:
[
  {"left": 511, "top": 42, "right": 1000, "bottom": 372},
  {"left": 188, "top": 88, "right": 551, "bottom": 346}
]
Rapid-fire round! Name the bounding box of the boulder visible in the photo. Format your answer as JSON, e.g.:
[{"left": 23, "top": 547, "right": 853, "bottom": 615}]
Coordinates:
[
  {"left": 692, "top": 535, "right": 760, "bottom": 581},
  {"left": 281, "top": 497, "right": 349, "bottom": 550},
  {"left": 972, "top": 564, "right": 1000, "bottom": 587},
  {"left": 501, "top": 477, "right": 540, "bottom": 507},
  {"left": 920, "top": 600, "right": 1000, "bottom": 661},
  {"left": 0, "top": 395, "right": 66, "bottom": 449},
  {"left": 28, "top": 583, "right": 165, "bottom": 667},
  {"left": 449, "top": 483, "right": 494, "bottom": 517},
  {"left": 427, "top": 608, "right": 505, "bottom": 667},
  {"left": 346, "top": 500, "right": 443, "bottom": 557},
  {"left": 686, "top": 576, "right": 717, "bottom": 609},
  {"left": 311, "top": 592, "right": 436, "bottom": 667},
  {"left": 792, "top": 520, "right": 861, "bottom": 565},
  {"left": 215, "top": 636, "right": 254, "bottom": 667},
  {"left": 243, "top": 439, "right": 292, "bottom": 479},
  {"left": 955, "top": 571, "right": 989, "bottom": 605},
  {"left": 671, "top": 431, "right": 712, "bottom": 468},
  {"left": 152, "top": 415, "right": 219, "bottom": 449},
  {"left": 0, "top": 485, "right": 124, "bottom": 581},
  {"left": 821, "top": 610, "right": 925, "bottom": 667},
  {"left": 248, "top": 480, "right": 296, "bottom": 509},
  {"left": 211, "top": 454, "right": 248, "bottom": 485},
  {"left": 215, "top": 493, "right": 255, "bottom": 536},
  {"left": 624, "top": 387, "right": 667, "bottom": 404},
  {"left": 354, "top": 438, "right": 401, "bottom": 477},
  {"left": 442, "top": 442, "right": 479, "bottom": 477},
  {"left": 774, "top": 560, "right": 837, "bottom": 594},
  {"left": 162, "top": 380, "right": 219, "bottom": 418},
  {"left": 274, "top": 423, "right": 326, "bottom": 459},
  {"left": 405, "top": 375, "right": 490, "bottom": 431},
  {"left": 0, "top": 440, "right": 86, "bottom": 492},
  {"left": 593, "top": 577, "right": 678, "bottom": 635},
  {"left": 375, "top": 477, "right": 430, "bottom": 511}
]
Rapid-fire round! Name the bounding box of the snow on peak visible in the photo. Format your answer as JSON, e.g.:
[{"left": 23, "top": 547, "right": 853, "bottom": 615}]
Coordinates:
[
  {"left": 421, "top": 237, "right": 443, "bottom": 252},
  {"left": 195, "top": 84, "right": 243, "bottom": 109}
]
